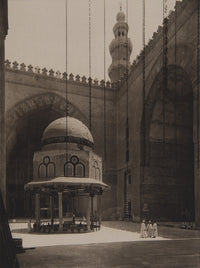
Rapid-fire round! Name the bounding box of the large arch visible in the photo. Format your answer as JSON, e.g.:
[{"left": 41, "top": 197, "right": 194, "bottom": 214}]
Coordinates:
[
  {"left": 6, "top": 93, "right": 88, "bottom": 218},
  {"left": 140, "top": 65, "right": 194, "bottom": 221}
]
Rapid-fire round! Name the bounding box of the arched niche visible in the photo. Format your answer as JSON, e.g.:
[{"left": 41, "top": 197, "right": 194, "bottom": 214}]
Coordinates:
[
  {"left": 6, "top": 93, "right": 87, "bottom": 218},
  {"left": 140, "top": 65, "right": 194, "bottom": 221}
]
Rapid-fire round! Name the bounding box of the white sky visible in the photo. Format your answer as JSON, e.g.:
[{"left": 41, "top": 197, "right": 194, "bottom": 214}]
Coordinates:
[{"left": 6, "top": 0, "right": 177, "bottom": 80}]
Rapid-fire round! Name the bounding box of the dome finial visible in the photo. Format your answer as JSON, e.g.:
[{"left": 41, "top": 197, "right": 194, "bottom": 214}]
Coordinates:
[{"left": 120, "top": 2, "right": 122, "bottom": 12}]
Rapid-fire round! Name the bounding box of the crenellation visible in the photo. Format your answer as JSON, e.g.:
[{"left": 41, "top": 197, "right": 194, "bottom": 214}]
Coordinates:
[
  {"left": 128, "top": 0, "right": 193, "bottom": 76},
  {"left": 12, "top": 61, "right": 18, "bottom": 70},
  {"left": 62, "top": 72, "right": 67, "bottom": 79},
  {"left": 42, "top": 67, "right": 48, "bottom": 75},
  {"left": 49, "top": 69, "right": 54, "bottom": 77},
  {"left": 100, "top": 80, "right": 105, "bottom": 87},
  {"left": 69, "top": 73, "right": 74, "bottom": 81},
  {"left": 131, "top": 59, "right": 137, "bottom": 70},
  {"left": 88, "top": 77, "right": 92, "bottom": 85},
  {"left": 20, "top": 63, "right": 26, "bottom": 71},
  {"left": 168, "top": 10, "right": 175, "bottom": 25},
  {"left": 175, "top": 0, "right": 185, "bottom": 16},
  {"left": 55, "top": 70, "right": 61, "bottom": 78},
  {"left": 176, "top": 2, "right": 186, "bottom": 16},
  {"left": 5, "top": 60, "right": 112, "bottom": 89},
  {"left": 5, "top": 59, "right": 11, "bottom": 68},
  {"left": 106, "top": 81, "right": 111, "bottom": 88},
  {"left": 34, "top": 66, "right": 40, "bottom": 74},
  {"left": 113, "top": 81, "right": 120, "bottom": 89},
  {"left": 75, "top": 74, "right": 80, "bottom": 82},
  {"left": 81, "top": 76, "right": 87, "bottom": 84},
  {"left": 157, "top": 25, "right": 163, "bottom": 35},
  {"left": 27, "top": 64, "right": 33, "bottom": 72},
  {"left": 93, "top": 78, "right": 99, "bottom": 86}
]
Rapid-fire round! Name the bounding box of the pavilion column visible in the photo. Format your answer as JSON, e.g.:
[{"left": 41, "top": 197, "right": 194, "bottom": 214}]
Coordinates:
[
  {"left": 98, "top": 192, "right": 102, "bottom": 224},
  {"left": 86, "top": 196, "right": 91, "bottom": 231},
  {"left": 90, "top": 195, "right": 94, "bottom": 217},
  {"left": 58, "top": 191, "right": 63, "bottom": 231},
  {"left": 49, "top": 194, "right": 54, "bottom": 226},
  {"left": 35, "top": 192, "right": 40, "bottom": 230},
  {"left": 90, "top": 193, "right": 95, "bottom": 230}
]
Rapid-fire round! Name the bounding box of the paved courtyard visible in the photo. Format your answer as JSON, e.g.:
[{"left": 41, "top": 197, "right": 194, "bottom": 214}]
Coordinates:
[
  {"left": 10, "top": 222, "right": 167, "bottom": 248},
  {"left": 10, "top": 221, "right": 200, "bottom": 268},
  {"left": 17, "top": 240, "right": 200, "bottom": 268}
]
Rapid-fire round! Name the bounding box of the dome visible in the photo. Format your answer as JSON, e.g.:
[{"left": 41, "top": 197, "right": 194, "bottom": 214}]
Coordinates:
[
  {"left": 116, "top": 11, "right": 125, "bottom": 22},
  {"left": 42, "top": 116, "right": 94, "bottom": 148}
]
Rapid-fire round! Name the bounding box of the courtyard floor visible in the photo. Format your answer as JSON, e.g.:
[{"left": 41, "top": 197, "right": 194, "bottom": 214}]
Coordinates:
[{"left": 10, "top": 221, "right": 200, "bottom": 268}]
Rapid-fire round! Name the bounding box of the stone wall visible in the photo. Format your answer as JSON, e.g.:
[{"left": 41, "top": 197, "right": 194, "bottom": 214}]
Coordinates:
[
  {"left": 116, "top": 0, "right": 199, "bottom": 223},
  {"left": 5, "top": 64, "right": 117, "bottom": 218}
]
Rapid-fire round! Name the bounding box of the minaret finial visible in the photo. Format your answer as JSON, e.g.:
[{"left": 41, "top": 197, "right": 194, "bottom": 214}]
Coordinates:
[{"left": 120, "top": 2, "right": 122, "bottom": 11}]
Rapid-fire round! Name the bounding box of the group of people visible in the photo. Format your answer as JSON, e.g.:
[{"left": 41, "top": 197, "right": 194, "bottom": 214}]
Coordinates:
[{"left": 140, "top": 220, "right": 158, "bottom": 238}]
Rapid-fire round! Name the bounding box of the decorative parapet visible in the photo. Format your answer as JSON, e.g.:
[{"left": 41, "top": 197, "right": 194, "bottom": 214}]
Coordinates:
[
  {"left": 28, "top": 64, "right": 33, "bottom": 72},
  {"left": 42, "top": 67, "right": 48, "bottom": 75},
  {"left": 20, "top": 63, "right": 26, "bottom": 71},
  {"left": 4, "top": 60, "right": 115, "bottom": 90},
  {"left": 35, "top": 66, "right": 40, "bottom": 74},
  {"left": 128, "top": 0, "right": 192, "bottom": 75},
  {"left": 5, "top": 59, "right": 11, "bottom": 68},
  {"left": 12, "top": 61, "right": 18, "bottom": 70}
]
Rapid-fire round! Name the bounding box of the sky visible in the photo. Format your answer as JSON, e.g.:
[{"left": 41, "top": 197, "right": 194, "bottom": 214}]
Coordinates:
[{"left": 6, "top": 0, "right": 177, "bottom": 81}]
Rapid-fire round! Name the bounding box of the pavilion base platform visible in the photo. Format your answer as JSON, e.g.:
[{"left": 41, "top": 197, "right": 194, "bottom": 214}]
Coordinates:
[{"left": 29, "top": 217, "right": 101, "bottom": 234}]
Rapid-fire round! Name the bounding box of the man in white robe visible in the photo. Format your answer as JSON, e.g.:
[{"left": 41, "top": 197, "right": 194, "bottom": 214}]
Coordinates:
[
  {"left": 140, "top": 220, "right": 147, "bottom": 238},
  {"left": 152, "top": 221, "right": 158, "bottom": 238},
  {"left": 147, "top": 220, "right": 153, "bottom": 237}
]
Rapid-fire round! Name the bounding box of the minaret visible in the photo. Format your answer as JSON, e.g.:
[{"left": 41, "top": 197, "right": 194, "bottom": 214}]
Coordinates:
[{"left": 108, "top": 8, "right": 132, "bottom": 83}]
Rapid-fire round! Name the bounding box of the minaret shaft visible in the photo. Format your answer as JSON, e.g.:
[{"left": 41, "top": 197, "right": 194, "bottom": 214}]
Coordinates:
[{"left": 108, "top": 10, "right": 132, "bottom": 83}]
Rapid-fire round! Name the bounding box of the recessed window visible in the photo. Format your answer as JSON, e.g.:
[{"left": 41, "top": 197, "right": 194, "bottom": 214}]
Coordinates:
[
  {"left": 76, "top": 163, "right": 85, "bottom": 177},
  {"left": 47, "top": 163, "right": 55, "bottom": 177},
  {"left": 38, "top": 156, "right": 55, "bottom": 178},
  {"left": 118, "top": 31, "right": 121, "bottom": 37},
  {"left": 65, "top": 163, "right": 74, "bottom": 177},
  {"left": 93, "top": 161, "right": 101, "bottom": 180},
  {"left": 64, "top": 155, "right": 85, "bottom": 177}
]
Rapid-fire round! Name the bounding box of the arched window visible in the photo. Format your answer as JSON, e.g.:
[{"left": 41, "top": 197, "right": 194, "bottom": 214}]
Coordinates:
[
  {"left": 64, "top": 162, "right": 74, "bottom": 177},
  {"left": 95, "top": 168, "right": 100, "bottom": 181},
  {"left": 92, "top": 166, "right": 96, "bottom": 178},
  {"left": 38, "top": 156, "right": 55, "bottom": 178},
  {"left": 93, "top": 161, "right": 101, "bottom": 181},
  {"left": 39, "top": 164, "right": 46, "bottom": 178},
  {"left": 64, "top": 156, "right": 85, "bottom": 177},
  {"left": 118, "top": 31, "right": 121, "bottom": 37},
  {"left": 47, "top": 163, "right": 55, "bottom": 177},
  {"left": 76, "top": 163, "right": 85, "bottom": 177}
]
